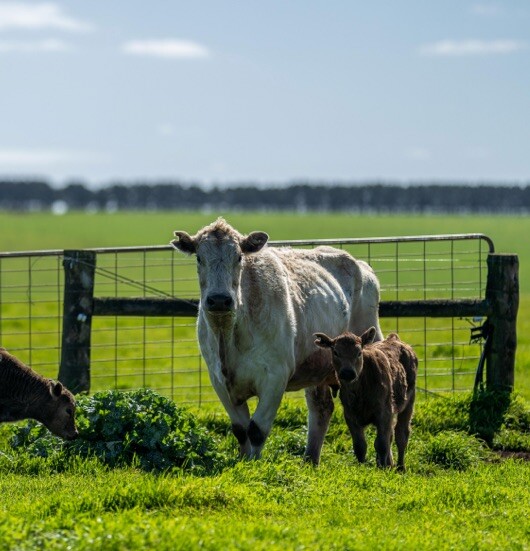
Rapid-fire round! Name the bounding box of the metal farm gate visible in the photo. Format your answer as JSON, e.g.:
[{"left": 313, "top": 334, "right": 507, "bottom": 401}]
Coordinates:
[{"left": 0, "top": 234, "right": 518, "bottom": 403}]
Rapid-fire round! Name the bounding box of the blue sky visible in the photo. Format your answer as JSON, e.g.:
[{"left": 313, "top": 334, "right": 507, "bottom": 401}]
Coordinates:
[{"left": 0, "top": 1, "right": 528, "bottom": 187}]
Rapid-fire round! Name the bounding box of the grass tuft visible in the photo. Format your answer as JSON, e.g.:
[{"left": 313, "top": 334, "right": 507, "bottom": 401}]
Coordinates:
[{"left": 418, "top": 430, "right": 486, "bottom": 470}]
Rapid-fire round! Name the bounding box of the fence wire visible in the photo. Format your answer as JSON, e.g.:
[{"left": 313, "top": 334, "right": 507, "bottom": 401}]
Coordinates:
[{"left": 0, "top": 234, "right": 493, "bottom": 402}]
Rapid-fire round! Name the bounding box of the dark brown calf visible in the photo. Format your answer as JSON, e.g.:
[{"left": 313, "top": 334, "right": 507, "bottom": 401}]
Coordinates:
[
  {"left": 0, "top": 348, "right": 78, "bottom": 440},
  {"left": 315, "top": 328, "right": 417, "bottom": 471}
]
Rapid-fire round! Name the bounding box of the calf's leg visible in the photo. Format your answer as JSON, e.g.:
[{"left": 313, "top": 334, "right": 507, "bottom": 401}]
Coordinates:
[
  {"left": 374, "top": 413, "right": 394, "bottom": 468},
  {"left": 394, "top": 394, "right": 415, "bottom": 472},
  {"left": 353, "top": 427, "right": 368, "bottom": 464},
  {"left": 304, "top": 384, "right": 334, "bottom": 465},
  {"left": 341, "top": 409, "right": 368, "bottom": 463},
  {"left": 347, "top": 423, "right": 367, "bottom": 464}
]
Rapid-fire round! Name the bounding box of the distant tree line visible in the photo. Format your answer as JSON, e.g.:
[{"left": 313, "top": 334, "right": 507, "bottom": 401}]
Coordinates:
[{"left": 1, "top": 179, "right": 530, "bottom": 213}]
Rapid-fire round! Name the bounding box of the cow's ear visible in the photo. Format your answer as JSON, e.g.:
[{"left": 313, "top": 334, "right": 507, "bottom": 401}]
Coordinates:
[
  {"left": 314, "top": 333, "right": 334, "bottom": 349},
  {"left": 51, "top": 381, "right": 63, "bottom": 398},
  {"left": 361, "top": 327, "right": 377, "bottom": 346},
  {"left": 241, "top": 231, "right": 268, "bottom": 254},
  {"left": 171, "top": 231, "right": 196, "bottom": 255}
]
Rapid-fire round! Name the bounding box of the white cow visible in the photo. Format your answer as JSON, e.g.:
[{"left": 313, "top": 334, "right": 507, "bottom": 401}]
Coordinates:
[{"left": 171, "top": 218, "right": 382, "bottom": 464}]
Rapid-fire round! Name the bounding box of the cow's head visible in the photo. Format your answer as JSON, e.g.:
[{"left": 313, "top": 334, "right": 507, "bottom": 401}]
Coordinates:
[
  {"left": 42, "top": 380, "right": 79, "bottom": 440},
  {"left": 171, "top": 218, "right": 268, "bottom": 322},
  {"left": 314, "top": 327, "right": 377, "bottom": 383}
]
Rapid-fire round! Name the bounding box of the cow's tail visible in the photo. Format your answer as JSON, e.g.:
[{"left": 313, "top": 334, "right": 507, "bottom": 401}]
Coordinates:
[{"left": 349, "top": 260, "right": 383, "bottom": 342}]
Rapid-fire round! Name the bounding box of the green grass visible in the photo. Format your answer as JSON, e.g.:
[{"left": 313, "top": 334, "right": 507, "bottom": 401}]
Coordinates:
[
  {"left": 0, "top": 212, "right": 529, "bottom": 548},
  {"left": 0, "top": 211, "right": 526, "bottom": 263},
  {"left": 0, "top": 460, "right": 528, "bottom": 550},
  {"left": 0, "top": 393, "right": 529, "bottom": 550}
]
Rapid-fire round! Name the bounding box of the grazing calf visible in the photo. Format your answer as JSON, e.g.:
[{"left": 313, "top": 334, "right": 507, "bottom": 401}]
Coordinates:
[
  {"left": 171, "top": 218, "right": 383, "bottom": 464},
  {"left": 0, "top": 348, "right": 78, "bottom": 440},
  {"left": 315, "top": 328, "right": 417, "bottom": 470}
]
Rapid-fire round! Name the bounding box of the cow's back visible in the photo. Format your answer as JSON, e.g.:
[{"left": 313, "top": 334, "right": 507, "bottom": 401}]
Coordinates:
[
  {"left": 237, "top": 249, "right": 296, "bottom": 339},
  {"left": 269, "top": 247, "right": 360, "bottom": 362},
  {"left": 0, "top": 348, "right": 34, "bottom": 401},
  {"left": 371, "top": 334, "right": 418, "bottom": 411},
  {"left": 282, "top": 247, "right": 382, "bottom": 338},
  {"left": 273, "top": 246, "right": 358, "bottom": 294}
]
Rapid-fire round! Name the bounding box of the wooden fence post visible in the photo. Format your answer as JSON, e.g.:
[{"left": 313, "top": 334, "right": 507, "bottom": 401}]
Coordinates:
[
  {"left": 485, "top": 253, "right": 519, "bottom": 391},
  {"left": 58, "top": 250, "right": 96, "bottom": 393}
]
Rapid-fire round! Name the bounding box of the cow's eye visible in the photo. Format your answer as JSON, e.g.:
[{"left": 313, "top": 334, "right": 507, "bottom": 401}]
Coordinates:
[
  {"left": 65, "top": 408, "right": 73, "bottom": 417},
  {"left": 196, "top": 255, "right": 202, "bottom": 265},
  {"left": 238, "top": 255, "right": 242, "bottom": 263}
]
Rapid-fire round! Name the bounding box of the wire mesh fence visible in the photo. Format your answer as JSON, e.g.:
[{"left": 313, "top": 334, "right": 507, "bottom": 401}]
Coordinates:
[{"left": 0, "top": 234, "right": 494, "bottom": 403}]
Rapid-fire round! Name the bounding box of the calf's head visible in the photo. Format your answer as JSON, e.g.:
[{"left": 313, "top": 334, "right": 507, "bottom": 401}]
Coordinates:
[
  {"left": 171, "top": 218, "right": 268, "bottom": 320},
  {"left": 314, "top": 327, "right": 377, "bottom": 383},
  {"left": 42, "top": 381, "right": 78, "bottom": 440}
]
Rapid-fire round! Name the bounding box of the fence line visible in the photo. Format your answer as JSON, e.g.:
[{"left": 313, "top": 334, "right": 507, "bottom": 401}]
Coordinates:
[{"left": 0, "top": 233, "right": 516, "bottom": 404}]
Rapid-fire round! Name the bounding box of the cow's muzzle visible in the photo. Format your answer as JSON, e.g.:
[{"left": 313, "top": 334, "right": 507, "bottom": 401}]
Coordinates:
[
  {"left": 339, "top": 369, "right": 357, "bottom": 383},
  {"left": 205, "top": 293, "right": 234, "bottom": 313},
  {"left": 66, "top": 430, "right": 79, "bottom": 441}
]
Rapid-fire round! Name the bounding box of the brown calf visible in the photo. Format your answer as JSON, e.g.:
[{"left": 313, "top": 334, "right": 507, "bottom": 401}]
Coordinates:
[
  {"left": 0, "top": 348, "right": 78, "bottom": 440},
  {"left": 315, "top": 328, "right": 417, "bottom": 471}
]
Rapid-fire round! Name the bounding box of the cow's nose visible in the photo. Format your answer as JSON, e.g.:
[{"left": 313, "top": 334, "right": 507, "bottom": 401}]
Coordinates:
[
  {"left": 339, "top": 369, "right": 357, "bottom": 382},
  {"left": 206, "top": 293, "right": 234, "bottom": 312}
]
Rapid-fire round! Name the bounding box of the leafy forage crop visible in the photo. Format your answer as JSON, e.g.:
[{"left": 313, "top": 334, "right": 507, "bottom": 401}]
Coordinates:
[{"left": 9, "top": 389, "right": 223, "bottom": 473}]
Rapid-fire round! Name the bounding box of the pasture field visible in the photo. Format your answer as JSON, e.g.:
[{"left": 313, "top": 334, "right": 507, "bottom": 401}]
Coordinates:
[
  {"left": 0, "top": 395, "right": 529, "bottom": 550},
  {"left": 0, "top": 211, "right": 529, "bottom": 549},
  {"left": 0, "top": 211, "right": 528, "bottom": 399}
]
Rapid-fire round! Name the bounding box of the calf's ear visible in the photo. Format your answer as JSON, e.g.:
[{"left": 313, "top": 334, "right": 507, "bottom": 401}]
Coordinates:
[
  {"left": 361, "top": 327, "right": 377, "bottom": 346},
  {"left": 314, "top": 332, "right": 334, "bottom": 348},
  {"left": 241, "top": 231, "right": 269, "bottom": 254},
  {"left": 171, "top": 231, "right": 196, "bottom": 255},
  {"left": 51, "top": 381, "right": 63, "bottom": 398}
]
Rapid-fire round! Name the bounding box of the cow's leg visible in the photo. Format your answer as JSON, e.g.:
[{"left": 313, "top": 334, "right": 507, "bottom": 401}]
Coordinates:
[
  {"left": 248, "top": 382, "right": 287, "bottom": 460},
  {"left": 229, "top": 402, "right": 252, "bottom": 458},
  {"left": 304, "top": 384, "right": 334, "bottom": 465},
  {"left": 374, "top": 413, "right": 394, "bottom": 468},
  {"left": 394, "top": 395, "right": 415, "bottom": 472},
  {"left": 210, "top": 378, "right": 252, "bottom": 457}
]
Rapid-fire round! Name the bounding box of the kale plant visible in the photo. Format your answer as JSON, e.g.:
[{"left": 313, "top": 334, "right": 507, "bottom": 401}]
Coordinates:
[{"left": 10, "top": 389, "right": 224, "bottom": 473}]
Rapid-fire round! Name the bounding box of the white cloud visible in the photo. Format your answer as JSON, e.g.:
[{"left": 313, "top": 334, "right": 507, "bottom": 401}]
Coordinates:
[
  {"left": 470, "top": 4, "right": 502, "bottom": 17},
  {"left": 0, "top": 149, "right": 99, "bottom": 167},
  {"left": 405, "top": 147, "right": 432, "bottom": 161},
  {"left": 122, "top": 39, "right": 210, "bottom": 59},
  {"left": 157, "top": 123, "right": 176, "bottom": 136},
  {"left": 420, "top": 39, "right": 526, "bottom": 56},
  {"left": 0, "top": 38, "right": 70, "bottom": 53},
  {"left": 0, "top": 2, "right": 92, "bottom": 32}
]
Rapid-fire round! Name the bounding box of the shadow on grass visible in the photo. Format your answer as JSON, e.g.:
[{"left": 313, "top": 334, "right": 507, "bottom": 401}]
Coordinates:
[{"left": 469, "top": 388, "right": 511, "bottom": 446}]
